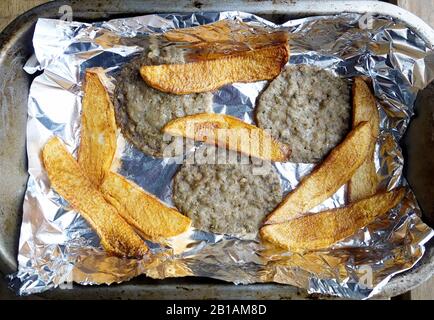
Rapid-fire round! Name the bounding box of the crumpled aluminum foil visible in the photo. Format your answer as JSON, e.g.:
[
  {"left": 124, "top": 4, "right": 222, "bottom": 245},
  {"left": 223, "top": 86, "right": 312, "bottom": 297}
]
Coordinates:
[{"left": 9, "top": 11, "right": 434, "bottom": 299}]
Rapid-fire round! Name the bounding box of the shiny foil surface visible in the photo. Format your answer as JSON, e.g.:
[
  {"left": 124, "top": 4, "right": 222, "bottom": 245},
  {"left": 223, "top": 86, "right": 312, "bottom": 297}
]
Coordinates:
[{"left": 9, "top": 11, "right": 434, "bottom": 299}]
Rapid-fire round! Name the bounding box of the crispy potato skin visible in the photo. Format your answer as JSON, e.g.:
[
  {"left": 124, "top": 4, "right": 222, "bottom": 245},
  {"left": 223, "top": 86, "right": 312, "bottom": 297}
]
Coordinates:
[
  {"left": 163, "top": 113, "right": 291, "bottom": 162},
  {"left": 139, "top": 44, "right": 289, "bottom": 94},
  {"left": 264, "top": 122, "right": 373, "bottom": 224},
  {"left": 100, "top": 172, "right": 191, "bottom": 241},
  {"left": 42, "top": 137, "right": 148, "bottom": 257},
  {"left": 260, "top": 188, "right": 405, "bottom": 252},
  {"left": 348, "top": 78, "right": 380, "bottom": 202},
  {"left": 78, "top": 70, "right": 117, "bottom": 186}
]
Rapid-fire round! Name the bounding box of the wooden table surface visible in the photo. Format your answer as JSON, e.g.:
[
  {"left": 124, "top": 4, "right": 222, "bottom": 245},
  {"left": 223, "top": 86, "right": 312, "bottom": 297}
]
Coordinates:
[{"left": 0, "top": 0, "right": 433, "bottom": 300}]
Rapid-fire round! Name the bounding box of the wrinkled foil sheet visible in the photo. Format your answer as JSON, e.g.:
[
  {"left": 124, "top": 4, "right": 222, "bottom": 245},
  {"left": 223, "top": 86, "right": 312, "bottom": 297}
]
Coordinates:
[{"left": 9, "top": 11, "right": 434, "bottom": 299}]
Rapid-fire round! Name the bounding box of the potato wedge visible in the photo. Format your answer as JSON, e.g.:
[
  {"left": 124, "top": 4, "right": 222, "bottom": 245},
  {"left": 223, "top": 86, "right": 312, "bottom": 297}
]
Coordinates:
[
  {"left": 348, "top": 78, "right": 380, "bottom": 202},
  {"left": 264, "top": 122, "right": 373, "bottom": 224},
  {"left": 164, "top": 19, "right": 234, "bottom": 43},
  {"left": 162, "top": 113, "right": 291, "bottom": 162},
  {"left": 165, "top": 19, "right": 287, "bottom": 45},
  {"left": 42, "top": 137, "right": 148, "bottom": 257},
  {"left": 260, "top": 188, "right": 405, "bottom": 252},
  {"left": 164, "top": 19, "right": 289, "bottom": 62},
  {"left": 78, "top": 69, "right": 117, "bottom": 186},
  {"left": 100, "top": 172, "right": 191, "bottom": 241},
  {"left": 140, "top": 43, "right": 289, "bottom": 94}
]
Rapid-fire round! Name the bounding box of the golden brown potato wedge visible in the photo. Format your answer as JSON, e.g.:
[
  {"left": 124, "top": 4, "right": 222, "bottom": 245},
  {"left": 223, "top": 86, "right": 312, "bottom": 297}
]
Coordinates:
[
  {"left": 164, "top": 19, "right": 289, "bottom": 62},
  {"left": 139, "top": 43, "right": 289, "bottom": 94},
  {"left": 164, "top": 19, "right": 235, "bottom": 43},
  {"left": 260, "top": 188, "right": 405, "bottom": 252},
  {"left": 78, "top": 69, "right": 117, "bottom": 186},
  {"left": 42, "top": 137, "right": 148, "bottom": 258},
  {"left": 164, "top": 19, "right": 287, "bottom": 45},
  {"left": 348, "top": 78, "right": 380, "bottom": 202},
  {"left": 100, "top": 172, "right": 191, "bottom": 241},
  {"left": 162, "top": 113, "right": 291, "bottom": 162},
  {"left": 264, "top": 122, "right": 373, "bottom": 224}
]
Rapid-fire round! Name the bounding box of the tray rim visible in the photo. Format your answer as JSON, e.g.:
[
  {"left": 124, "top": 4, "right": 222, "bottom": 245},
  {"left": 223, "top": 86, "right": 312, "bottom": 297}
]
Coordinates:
[{"left": 1, "top": 0, "right": 433, "bottom": 299}]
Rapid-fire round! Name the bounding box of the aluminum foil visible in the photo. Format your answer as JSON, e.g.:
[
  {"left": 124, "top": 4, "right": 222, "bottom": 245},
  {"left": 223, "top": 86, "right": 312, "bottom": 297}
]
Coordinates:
[{"left": 9, "top": 11, "right": 434, "bottom": 299}]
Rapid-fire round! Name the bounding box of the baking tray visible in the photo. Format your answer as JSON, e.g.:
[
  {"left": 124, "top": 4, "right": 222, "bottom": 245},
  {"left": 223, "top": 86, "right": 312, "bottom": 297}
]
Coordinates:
[{"left": 1, "top": 0, "right": 433, "bottom": 299}]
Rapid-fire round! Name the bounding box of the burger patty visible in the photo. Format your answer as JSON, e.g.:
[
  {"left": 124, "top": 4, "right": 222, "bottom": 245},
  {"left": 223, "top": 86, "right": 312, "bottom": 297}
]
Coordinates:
[
  {"left": 256, "top": 64, "right": 351, "bottom": 163},
  {"left": 173, "top": 161, "right": 282, "bottom": 235},
  {"left": 113, "top": 49, "right": 213, "bottom": 158}
]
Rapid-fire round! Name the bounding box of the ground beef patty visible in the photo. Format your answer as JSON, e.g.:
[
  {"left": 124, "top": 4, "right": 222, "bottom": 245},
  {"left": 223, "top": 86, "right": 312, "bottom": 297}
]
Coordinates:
[
  {"left": 173, "top": 162, "right": 282, "bottom": 234},
  {"left": 114, "top": 51, "right": 213, "bottom": 158},
  {"left": 256, "top": 64, "right": 351, "bottom": 163}
]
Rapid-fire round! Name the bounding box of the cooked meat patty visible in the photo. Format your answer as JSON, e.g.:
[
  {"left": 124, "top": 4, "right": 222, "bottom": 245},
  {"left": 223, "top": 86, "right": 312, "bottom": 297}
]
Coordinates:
[
  {"left": 256, "top": 64, "right": 351, "bottom": 163},
  {"left": 173, "top": 161, "right": 282, "bottom": 234},
  {"left": 114, "top": 47, "right": 213, "bottom": 158}
]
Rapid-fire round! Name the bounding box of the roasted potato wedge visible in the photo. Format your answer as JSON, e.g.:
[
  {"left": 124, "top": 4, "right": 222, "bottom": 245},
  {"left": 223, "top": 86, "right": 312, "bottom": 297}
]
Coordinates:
[
  {"left": 164, "top": 19, "right": 289, "bottom": 62},
  {"left": 42, "top": 137, "right": 148, "bottom": 257},
  {"left": 164, "top": 19, "right": 235, "bottom": 43},
  {"left": 264, "top": 122, "right": 373, "bottom": 224},
  {"left": 78, "top": 69, "right": 117, "bottom": 186},
  {"left": 139, "top": 43, "right": 289, "bottom": 94},
  {"left": 348, "top": 78, "right": 380, "bottom": 202},
  {"left": 162, "top": 113, "right": 291, "bottom": 162},
  {"left": 101, "top": 172, "right": 191, "bottom": 241},
  {"left": 260, "top": 188, "right": 405, "bottom": 252}
]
